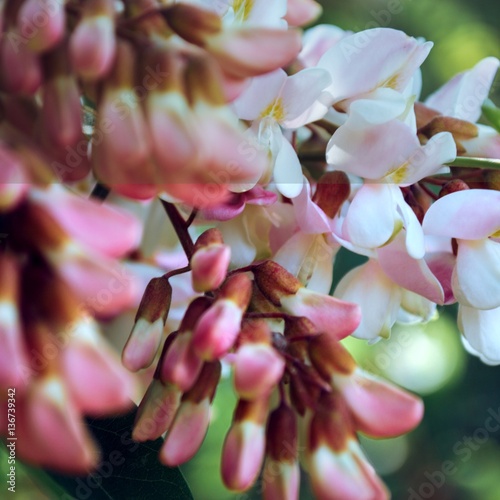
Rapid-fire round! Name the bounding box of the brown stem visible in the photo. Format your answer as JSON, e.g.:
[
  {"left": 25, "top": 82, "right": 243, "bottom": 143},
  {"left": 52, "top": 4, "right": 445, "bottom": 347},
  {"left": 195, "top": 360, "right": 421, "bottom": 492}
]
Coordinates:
[
  {"left": 163, "top": 265, "right": 191, "bottom": 280},
  {"left": 185, "top": 208, "right": 198, "bottom": 228},
  {"left": 418, "top": 182, "right": 439, "bottom": 200},
  {"left": 160, "top": 200, "right": 195, "bottom": 260}
]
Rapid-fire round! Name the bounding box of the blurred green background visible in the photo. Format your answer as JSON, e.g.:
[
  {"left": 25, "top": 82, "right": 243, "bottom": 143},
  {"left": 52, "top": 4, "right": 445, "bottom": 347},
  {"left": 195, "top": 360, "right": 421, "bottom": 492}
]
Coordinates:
[{"left": 181, "top": 2, "right": 500, "bottom": 499}]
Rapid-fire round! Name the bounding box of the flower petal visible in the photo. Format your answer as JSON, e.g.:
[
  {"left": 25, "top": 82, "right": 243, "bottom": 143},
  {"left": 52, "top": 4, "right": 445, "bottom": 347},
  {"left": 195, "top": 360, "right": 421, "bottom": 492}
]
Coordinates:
[{"left": 453, "top": 238, "right": 500, "bottom": 309}]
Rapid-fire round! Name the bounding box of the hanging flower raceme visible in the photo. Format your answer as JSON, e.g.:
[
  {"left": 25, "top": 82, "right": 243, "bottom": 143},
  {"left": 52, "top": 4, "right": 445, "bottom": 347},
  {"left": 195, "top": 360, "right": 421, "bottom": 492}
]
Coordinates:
[{"left": 126, "top": 249, "right": 423, "bottom": 498}]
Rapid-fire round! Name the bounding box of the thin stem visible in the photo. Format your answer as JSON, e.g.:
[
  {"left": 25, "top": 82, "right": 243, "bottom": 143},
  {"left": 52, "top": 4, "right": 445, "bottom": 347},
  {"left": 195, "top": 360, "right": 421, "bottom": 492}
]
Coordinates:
[
  {"left": 446, "top": 157, "right": 500, "bottom": 170},
  {"left": 160, "top": 200, "right": 195, "bottom": 260},
  {"left": 163, "top": 265, "right": 191, "bottom": 280},
  {"left": 418, "top": 182, "right": 439, "bottom": 200},
  {"left": 420, "top": 176, "right": 448, "bottom": 186},
  {"left": 185, "top": 208, "right": 198, "bottom": 228}
]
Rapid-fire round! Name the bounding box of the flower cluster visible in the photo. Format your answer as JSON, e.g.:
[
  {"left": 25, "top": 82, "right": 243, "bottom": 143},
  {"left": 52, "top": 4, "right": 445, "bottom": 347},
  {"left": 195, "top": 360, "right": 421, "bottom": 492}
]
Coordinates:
[{"left": 1, "top": 0, "right": 500, "bottom": 498}]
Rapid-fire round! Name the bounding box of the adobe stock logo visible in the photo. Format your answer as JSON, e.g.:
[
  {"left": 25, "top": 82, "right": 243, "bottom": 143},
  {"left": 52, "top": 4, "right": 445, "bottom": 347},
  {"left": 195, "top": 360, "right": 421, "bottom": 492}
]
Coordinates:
[{"left": 408, "top": 406, "right": 500, "bottom": 499}]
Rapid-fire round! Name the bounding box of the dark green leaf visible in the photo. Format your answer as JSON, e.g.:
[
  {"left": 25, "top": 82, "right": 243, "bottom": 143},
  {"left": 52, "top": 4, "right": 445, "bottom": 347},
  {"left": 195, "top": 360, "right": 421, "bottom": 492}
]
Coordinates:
[{"left": 47, "top": 408, "right": 193, "bottom": 500}]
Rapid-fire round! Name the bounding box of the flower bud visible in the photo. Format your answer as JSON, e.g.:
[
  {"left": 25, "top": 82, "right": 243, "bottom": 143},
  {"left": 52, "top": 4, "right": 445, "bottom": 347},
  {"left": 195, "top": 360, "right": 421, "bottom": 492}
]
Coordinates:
[
  {"left": 221, "top": 396, "right": 269, "bottom": 491},
  {"left": 144, "top": 48, "right": 198, "bottom": 176},
  {"left": 0, "top": 29, "right": 42, "bottom": 94},
  {"left": 307, "top": 392, "right": 388, "bottom": 500},
  {"left": 41, "top": 44, "right": 84, "bottom": 150},
  {"left": 191, "top": 229, "right": 231, "bottom": 292},
  {"left": 133, "top": 378, "right": 181, "bottom": 442},
  {"left": 233, "top": 320, "right": 285, "bottom": 400},
  {"left": 438, "top": 179, "right": 470, "bottom": 198},
  {"left": 192, "top": 274, "right": 252, "bottom": 360},
  {"left": 122, "top": 277, "right": 172, "bottom": 372},
  {"left": 69, "top": 0, "right": 116, "bottom": 80},
  {"left": 162, "top": 4, "right": 222, "bottom": 46},
  {"left": 334, "top": 369, "right": 424, "bottom": 438},
  {"left": 312, "top": 171, "right": 351, "bottom": 218},
  {"left": 18, "top": 0, "right": 65, "bottom": 53},
  {"left": 21, "top": 373, "right": 99, "bottom": 473},
  {"left": 160, "top": 361, "right": 221, "bottom": 466},
  {"left": 160, "top": 297, "right": 212, "bottom": 391},
  {"left": 92, "top": 40, "right": 155, "bottom": 200},
  {"left": 262, "top": 404, "right": 300, "bottom": 500},
  {"left": 308, "top": 333, "right": 357, "bottom": 380}
]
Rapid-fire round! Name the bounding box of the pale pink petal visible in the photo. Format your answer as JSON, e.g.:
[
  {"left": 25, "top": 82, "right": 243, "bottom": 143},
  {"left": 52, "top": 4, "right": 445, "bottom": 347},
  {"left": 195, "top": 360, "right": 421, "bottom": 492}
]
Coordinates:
[
  {"left": 281, "top": 289, "right": 361, "bottom": 340},
  {"left": 395, "top": 194, "right": 426, "bottom": 259},
  {"left": 426, "top": 57, "right": 500, "bottom": 122},
  {"left": 274, "top": 135, "right": 303, "bottom": 198},
  {"left": 207, "top": 28, "right": 302, "bottom": 79},
  {"left": 160, "top": 399, "right": 210, "bottom": 466},
  {"left": 459, "top": 306, "right": 500, "bottom": 365},
  {"left": 423, "top": 189, "right": 500, "bottom": 240},
  {"left": 453, "top": 238, "right": 500, "bottom": 309},
  {"left": 334, "top": 260, "right": 401, "bottom": 340},
  {"left": 336, "top": 369, "right": 424, "bottom": 437},
  {"left": 298, "top": 24, "right": 348, "bottom": 68},
  {"left": 426, "top": 251, "right": 456, "bottom": 304},
  {"left": 285, "top": 0, "right": 322, "bottom": 27},
  {"left": 233, "top": 343, "right": 285, "bottom": 399},
  {"left": 292, "top": 177, "right": 332, "bottom": 234},
  {"left": 160, "top": 333, "right": 204, "bottom": 392},
  {"left": 70, "top": 7, "right": 116, "bottom": 80},
  {"left": 402, "top": 132, "right": 457, "bottom": 186},
  {"left": 29, "top": 187, "right": 141, "bottom": 258},
  {"left": 192, "top": 300, "right": 243, "bottom": 360},
  {"left": 18, "top": 0, "right": 65, "bottom": 53},
  {"left": 263, "top": 459, "right": 300, "bottom": 500},
  {"left": 378, "top": 234, "right": 444, "bottom": 304},
  {"left": 326, "top": 117, "right": 418, "bottom": 179},
  {"left": 318, "top": 28, "right": 432, "bottom": 107},
  {"left": 24, "top": 377, "right": 99, "bottom": 473},
  {"left": 233, "top": 69, "right": 287, "bottom": 120},
  {"left": 62, "top": 321, "right": 136, "bottom": 415},
  {"left": 461, "top": 124, "right": 500, "bottom": 159},
  {"left": 343, "top": 184, "right": 399, "bottom": 250},
  {"left": 221, "top": 421, "right": 266, "bottom": 491},
  {"left": 122, "top": 317, "right": 164, "bottom": 372},
  {"left": 273, "top": 232, "right": 335, "bottom": 293},
  {"left": 348, "top": 88, "right": 409, "bottom": 125},
  {"left": 308, "top": 443, "right": 388, "bottom": 500},
  {"left": 281, "top": 68, "right": 332, "bottom": 128},
  {"left": 50, "top": 248, "right": 140, "bottom": 317}
]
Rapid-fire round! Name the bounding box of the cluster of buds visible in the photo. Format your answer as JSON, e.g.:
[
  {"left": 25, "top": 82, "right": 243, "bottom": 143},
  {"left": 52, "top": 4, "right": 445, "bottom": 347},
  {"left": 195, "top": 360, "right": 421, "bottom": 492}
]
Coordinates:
[
  {"left": 126, "top": 227, "right": 423, "bottom": 498},
  {"left": 0, "top": 142, "right": 141, "bottom": 472}
]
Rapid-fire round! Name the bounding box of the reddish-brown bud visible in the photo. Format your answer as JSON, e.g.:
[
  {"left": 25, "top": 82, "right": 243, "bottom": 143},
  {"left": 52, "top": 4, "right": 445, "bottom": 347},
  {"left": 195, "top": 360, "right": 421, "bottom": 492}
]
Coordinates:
[
  {"left": 438, "top": 179, "right": 470, "bottom": 198},
  {"left": 266, "top": 403, "right": 298, "bottom": 462},
  {"left": 253, "top": 261, "right": 301, "bottom": 306},
  {"left": 162, "top": 4, "right": 222, "bottom": 47},
  {"left": 312, "top": 171, "right": 351, "bottom": 218},
  {"left": 308, "top": 333, "right": 357, "bottom": 379}
]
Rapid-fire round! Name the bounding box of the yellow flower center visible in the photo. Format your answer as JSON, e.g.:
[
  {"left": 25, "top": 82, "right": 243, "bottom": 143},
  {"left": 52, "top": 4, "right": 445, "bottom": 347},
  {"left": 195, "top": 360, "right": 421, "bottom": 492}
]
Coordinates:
[
  {"left": 233, "top": 0, "right": 254, "bottom": 21},
  {"left": 386, "top": 162, "right": 409, "bottom": 184},
  {"left": 259, "top": 97, "right": 286, "bottom": 123}
]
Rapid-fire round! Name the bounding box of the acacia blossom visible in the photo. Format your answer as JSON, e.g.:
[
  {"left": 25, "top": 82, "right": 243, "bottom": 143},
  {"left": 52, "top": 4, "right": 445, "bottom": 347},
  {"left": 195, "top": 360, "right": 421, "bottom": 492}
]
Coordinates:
[{"left": 2, "top": 2, "right": 500, "bottom": 499}]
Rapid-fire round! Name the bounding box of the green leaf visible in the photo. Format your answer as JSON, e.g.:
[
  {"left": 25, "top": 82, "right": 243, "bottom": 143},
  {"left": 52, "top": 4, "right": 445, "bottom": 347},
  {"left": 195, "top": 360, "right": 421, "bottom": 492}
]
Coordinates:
[
  {"left": 482, "top": 98, "right": 500, "bottom": 133},
  {"left": 47, "top": 408, "right": 193, "bottom": 500}
]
